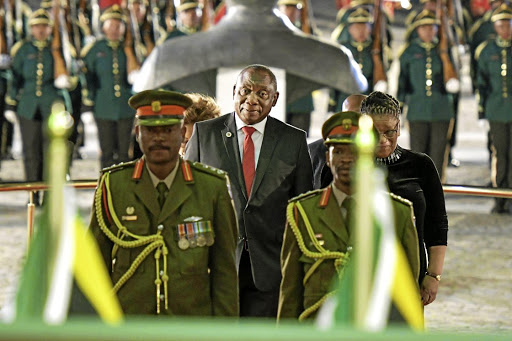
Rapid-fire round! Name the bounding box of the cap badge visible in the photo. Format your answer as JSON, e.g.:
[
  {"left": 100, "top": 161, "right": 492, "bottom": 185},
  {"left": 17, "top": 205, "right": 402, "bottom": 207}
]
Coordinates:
[
  {"left": 152, "top": 100, "right": 161, "bottom": 113},
  {"left": 342, "top": 119, "right": 352, "bottom": 131}
]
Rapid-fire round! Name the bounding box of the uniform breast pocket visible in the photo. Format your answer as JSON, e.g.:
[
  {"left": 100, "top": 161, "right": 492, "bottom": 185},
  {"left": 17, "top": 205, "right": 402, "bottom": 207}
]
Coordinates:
[
  {"left": 173, "top": 222, "right": 214, "bottom": 276},
  {"left": 299, "top": 254, "right": 334, "bottom": 297}
]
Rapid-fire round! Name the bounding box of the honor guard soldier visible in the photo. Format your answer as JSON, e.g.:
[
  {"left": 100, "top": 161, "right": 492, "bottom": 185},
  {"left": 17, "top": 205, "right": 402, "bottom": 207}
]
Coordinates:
[
  {"left": 278, "top": 111, "right": 420, "bottom": 321},
  {"left": 158, "top": 0, "right": 200, "bottom": 44},
  {"left": 88, "top": 90, "right": 239, "bottom": 316},
  {"left": 475, "top": 4, "right": 512, "bottom": 213},
  {"left": 7, "top": 9, "right": 70, "bottom": 204},
  {"left": 277, "top": 0, "right": 315, "bottom": 134},
  {"left": 397, "top": 10, "right": 457, "bottom": 182},
  {"left": 0, "top": 0, "right": 32, "bottom": 162},
  {"left": 330, "top": 7, "right": 387, "bottom": 112},
  {"left": 81, "top": 5, "right": 138, "bottom": 169}
]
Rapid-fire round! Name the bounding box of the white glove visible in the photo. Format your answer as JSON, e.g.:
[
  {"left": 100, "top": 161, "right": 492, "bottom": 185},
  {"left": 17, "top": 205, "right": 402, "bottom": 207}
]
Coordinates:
[
  {"left": 445, "top": 78, "right": 460, "bottom": 94},
  {"left": 128, "top": 70, "right": 140, "bottom": 85},
  {"left": 373, "top": 80, "right": 388, "bottom": 93},
  {"left": 84, "top": 35, "right": 96, "bottom": 46},
  {"left": 4, "top": 110, "right": 17, "bottom": 124},
  {"left": 81, "top": 111, "right": 94, "bottom": 125},
  {"left": 0, "top": 54, "right": 11, "bottom": 69},
  {"left": 478, "top": 119, "right": 489, "bottom": 130},
  {"left": 54, "top": 74, "right": 72, "bottom": 89}
]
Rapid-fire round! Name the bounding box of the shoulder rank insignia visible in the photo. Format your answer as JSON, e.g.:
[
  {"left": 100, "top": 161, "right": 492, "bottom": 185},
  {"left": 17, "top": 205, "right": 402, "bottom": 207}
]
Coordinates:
[
  {"left": 318, "top": 186, "right": 331, "bottom": 208},
  {"left": 132, "top": 158, "right": 144, "bottom": 179},
  {"left": 181, "top": 160, "right": 194, "bottom": 182}
]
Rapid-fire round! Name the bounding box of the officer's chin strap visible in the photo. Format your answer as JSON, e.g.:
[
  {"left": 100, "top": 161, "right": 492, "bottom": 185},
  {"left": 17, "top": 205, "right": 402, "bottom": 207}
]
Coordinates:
[
  {"left": 286, "top": 202, "right": 352, "bottom": 321},
  {"left": 94, "top": 172, "right": 169, "bottom": 314}
]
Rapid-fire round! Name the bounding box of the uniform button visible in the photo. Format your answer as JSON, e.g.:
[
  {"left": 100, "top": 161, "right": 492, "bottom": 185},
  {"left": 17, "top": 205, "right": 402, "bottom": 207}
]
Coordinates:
[
  {"left": 426, "top": 63, "right": 431, "bottom": 68},
  {"left": 159, "top": 270, "right": 164, "bottom": 276},
  {"left": 358, "top": 63, "right": 363, "bottom": 69},
  {"left": 115, "top": 91, "right": 121, "bottom": 97},
  {"left": 36, "top": 90, "right": 42, "bottom": 97},
  {"left": 426, "top": 57, "right": 432, "bottom": 63},
  {"left": 113, "top": 69, "right": 119, "bottom": 75},
  {"left": 37, "top": 63, "right": 43, "bottom": 68},
  {"left": 114, "top": 84, "right": 121, "bottom": 91},
  {"left": 357, "top": 45, "right": 363, "bottom": 52},
  {"left": 501, "top": 70, "right": 507, "bottom": 76},
  {"left": 113, "top": 62, "right": 119, "bottom": 68},
  {"left": 502, "top": 64, "right": 507, "bottom": 70},
  {"left": 157, "top": 224, "right": 164, "bottom": 231},
  {"left": 160, "top": 294, "right": 164, "bottom": 301},
  {"left": 426, "top": 69, "right": 432, "bottom": 75},
  {"left": 426, "top": 91, "right": 432, "bottom": 96},
  {"left": 36, "top": 80, "right": 42, "bottom": 85},
  {"left": 426, "top": 80, "right": 432, "bottom": 86},
  {"left": 36, "top": 69, "right": 43, "bottom": 76}
]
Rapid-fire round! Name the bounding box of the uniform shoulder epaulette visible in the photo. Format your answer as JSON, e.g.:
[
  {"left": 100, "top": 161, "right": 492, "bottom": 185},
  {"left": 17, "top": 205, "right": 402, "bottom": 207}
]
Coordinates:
[
  {"left": 289, "top": 188, "right": 323, "bottom": 203},
  {"left": 100, "top": 160, "right": 137, "bottom": 174},
  {"left": 10, "top": 40, "right": 26, "bottom": 58},
  {"left": 188, "top": 161, "right": 227, "bottom": 179},
  {"left": 80, "top": 40, "right": 97, "bottom": 58},
  {"left": 330, "top": 23, "right": 345, "bottom": 42},
  {"left": 398, "top": 43, "right": 410, "bottom": 59},
  {"left": 474, "top": 40, "right": 490, "bottom": 61},
  {"left": 389, "top": 192, "right": 413, "bottom": 207},
  {"left": 468, "top": 17, "right": 485, "bottom": 39}
]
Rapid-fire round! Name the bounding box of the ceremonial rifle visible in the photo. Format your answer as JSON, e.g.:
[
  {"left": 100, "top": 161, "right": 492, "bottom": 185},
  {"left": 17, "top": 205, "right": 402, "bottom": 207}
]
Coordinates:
[
  {"left": 371, "top": 0, "right": 387, "bottom": 86},
  {"left": 14, "top": 0, "right": 22, "bottom": 42},
  {"left": 51, "top": 0, "right": 70, "bottom": 79},
  {"left": 122, "top": 3, "right": 141, "bottom": 74},
  {"left": 91, "top": 0, "right": 101, "bottom": 37},
  {"left": 201, "top": 0, "right": 212, "bottom": 31},
  {"left": 436, "top": 0, "right": 459, "bottom": 86},
  {"left": 127, "top": 2, "right": 145, "bottom": 62},
  {"left": 4, "top": 0, "right": 14, "bottom": 50},
  {"left": 148, "top": 0, "right": 161, "bottom": 43}
]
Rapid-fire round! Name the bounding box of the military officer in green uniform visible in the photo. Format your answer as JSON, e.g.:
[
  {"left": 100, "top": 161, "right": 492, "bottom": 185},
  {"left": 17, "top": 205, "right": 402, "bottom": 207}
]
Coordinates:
[
  {"left": 476, "top": 4, "right": 512, "bottom": 213},
  {"left": 81, "top": 5, "right": 137, "bottom": 169},
  {"left": 398, "top": 10, "right": 457, "bottom": 182},
  {"left": 277, "top": 111, "right": 420, "bottom": 321},
  {"left": 88, "top": 90, "right": 239, "bottom": 316},
  {"left": 7, "top": 9, "right": 69, "bottom": 203},
  {"left": 330, "top": 7, "right": 387, "bottom": 113}
]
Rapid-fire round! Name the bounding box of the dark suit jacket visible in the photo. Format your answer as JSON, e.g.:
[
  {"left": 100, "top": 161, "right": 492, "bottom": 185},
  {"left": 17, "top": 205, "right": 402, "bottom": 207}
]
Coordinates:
[
  {"left": 185, "top": 113, "right": 313, "bottom": 292},
  {"left": 308, "top": 139, "right": 332, "bottom": 190}
]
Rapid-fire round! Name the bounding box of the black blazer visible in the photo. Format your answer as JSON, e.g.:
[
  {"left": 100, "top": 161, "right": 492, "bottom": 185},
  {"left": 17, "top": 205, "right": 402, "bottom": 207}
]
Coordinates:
[{"left": 185, "top": 113, "right": 313, "bottom": 292}]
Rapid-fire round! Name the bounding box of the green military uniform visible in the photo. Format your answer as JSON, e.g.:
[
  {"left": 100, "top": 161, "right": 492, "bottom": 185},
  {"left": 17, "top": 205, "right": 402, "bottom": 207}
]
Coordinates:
[
  {"left": 475, "top": 4, "right": 512, "bottom": 213},
  {"left": 278, "top": 187, "right": 420, "bottom": 320},
  {"left": 277, "top": 112, "right": 420, "bottom": 321},
  {"left": 330, "top": 7, "right": 389, "bottom": 112},
  {"left": 88, "top": 90, "right": 239, "bottom": 316},
  {"left": 7, "top": 9, "right": 68, "bottom": 192},
  {"left": 81, "top": 5, "right": 135, "bottom": 168},
  {"left": 397, "top": 10, "right": 454, "bottom": 180}
]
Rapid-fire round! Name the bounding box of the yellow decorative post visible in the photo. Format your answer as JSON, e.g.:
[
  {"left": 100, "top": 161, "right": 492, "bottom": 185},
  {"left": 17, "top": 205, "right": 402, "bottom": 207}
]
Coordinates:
[{"left": 353, "top": 115, "right": 377, "bottom": 328}]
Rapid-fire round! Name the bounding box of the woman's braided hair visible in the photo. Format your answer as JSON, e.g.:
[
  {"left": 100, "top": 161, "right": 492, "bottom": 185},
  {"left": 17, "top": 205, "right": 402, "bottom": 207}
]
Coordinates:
[{"left": 360, "top": 91, "right": 401, "bottom": 119}]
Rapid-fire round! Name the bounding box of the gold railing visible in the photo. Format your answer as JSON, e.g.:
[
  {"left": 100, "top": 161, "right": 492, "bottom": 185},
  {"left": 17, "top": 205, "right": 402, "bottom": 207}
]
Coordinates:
[{"left": 0, "top": 181, "right": 511, "bottom": 242}]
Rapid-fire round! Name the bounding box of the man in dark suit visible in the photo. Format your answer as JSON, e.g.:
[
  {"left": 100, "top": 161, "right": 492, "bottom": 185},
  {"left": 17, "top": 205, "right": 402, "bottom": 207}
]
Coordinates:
[
  {"left": 310, "top": 94, "right": 366, "bottom": 189},
  {"left": 185, "top": 64, "right": 313, "bottom": 318}
]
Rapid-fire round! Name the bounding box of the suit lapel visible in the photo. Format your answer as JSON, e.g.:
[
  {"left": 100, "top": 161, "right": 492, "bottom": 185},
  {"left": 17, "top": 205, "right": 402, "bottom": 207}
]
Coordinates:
[
  {"left": 319, "top": 197, "right": 351, "bottom": 248},
  {"left": 159, "top": 160, "right": 191, "bottom": 223},
  {"left": 221, "top": 113, "right": 247, "bottom": 199},
  {"left": 250, "top": 117, "right": 277, "bottom": 198},
  {"left": 134, "top": 167, "right": 160, "bottom": 218}
]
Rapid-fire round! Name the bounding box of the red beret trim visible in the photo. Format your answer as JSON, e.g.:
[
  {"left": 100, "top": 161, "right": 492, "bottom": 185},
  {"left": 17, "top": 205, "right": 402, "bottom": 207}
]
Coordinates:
[
  {"left": 136, "top": 105, "right": 186, "bottom": 117},
  {"left": 328, "top": 125, "right": 358, "bottom": 137}
]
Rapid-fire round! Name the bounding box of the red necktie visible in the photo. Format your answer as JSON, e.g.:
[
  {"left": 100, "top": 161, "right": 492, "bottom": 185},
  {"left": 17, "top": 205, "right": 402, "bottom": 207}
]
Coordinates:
[{"left": 242, "top": 126, "right": 256, "bottom": 197}]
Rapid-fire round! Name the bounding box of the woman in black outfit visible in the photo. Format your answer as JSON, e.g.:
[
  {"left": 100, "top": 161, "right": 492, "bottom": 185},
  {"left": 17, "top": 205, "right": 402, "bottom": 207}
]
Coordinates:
[{"left": 361, "top": 91, "right": 448, "bottom": 306}]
